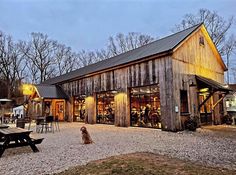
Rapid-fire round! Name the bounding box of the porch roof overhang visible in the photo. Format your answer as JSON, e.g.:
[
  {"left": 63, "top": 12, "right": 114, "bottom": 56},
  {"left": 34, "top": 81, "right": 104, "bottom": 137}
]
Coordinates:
[
  {"left": 196, "top": 75, "right": 232, "bottom": 92},
  {"left": 196, "top": 76, "right": 232, "bottom": 111},
  {"left": 35, "top": 85, "right": 69, "bottom": 99}
]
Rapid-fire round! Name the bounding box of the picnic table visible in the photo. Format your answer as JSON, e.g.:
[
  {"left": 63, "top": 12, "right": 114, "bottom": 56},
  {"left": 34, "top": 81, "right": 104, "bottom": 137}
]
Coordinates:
[
  {"left": 0, "top": 125, "right": 9, "bottom": 129},
  {"left": 0, "top": 127, "right": 44, "bottom": 157}
]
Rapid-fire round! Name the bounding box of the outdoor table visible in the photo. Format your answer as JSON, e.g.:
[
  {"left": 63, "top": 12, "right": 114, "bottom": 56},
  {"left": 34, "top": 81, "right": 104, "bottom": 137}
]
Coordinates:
[
  {"left": 0, "top": 127, "right": 43, "bottom": 157},
  {"left": 0, "top": 125, "right": 9, "bottom": 129}
]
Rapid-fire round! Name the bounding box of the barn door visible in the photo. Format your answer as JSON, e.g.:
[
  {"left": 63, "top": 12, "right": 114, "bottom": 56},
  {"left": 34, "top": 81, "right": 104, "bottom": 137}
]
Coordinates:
[{"left": 55, "top": 101, "right": 65, "bottom": 121}]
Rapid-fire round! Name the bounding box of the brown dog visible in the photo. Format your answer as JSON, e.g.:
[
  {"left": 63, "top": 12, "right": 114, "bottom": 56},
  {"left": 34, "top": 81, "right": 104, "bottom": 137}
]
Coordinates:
[{"left": 80, "top": 126, "right": 93, "bottom": 144}]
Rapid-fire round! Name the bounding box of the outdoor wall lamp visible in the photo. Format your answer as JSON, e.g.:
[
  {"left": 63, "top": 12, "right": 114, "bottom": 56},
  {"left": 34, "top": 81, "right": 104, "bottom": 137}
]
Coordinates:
[
  {"left": 199, "top": 88, "right": 209, "bottom": 93},
  {"left": 182, "top": 79, "right": 197, "bottom": 88},
  {"left": 22, "top": 84, "right": 35, "bottom": 96},
  {"left": 189, "top": 81, "right": 197, "bottom": 87},
  {"left": 80, "top": 95, "right": 86, "bottom": 98},
  {"left": 111, "top": 87, "right": 123, "bottom": 94}
]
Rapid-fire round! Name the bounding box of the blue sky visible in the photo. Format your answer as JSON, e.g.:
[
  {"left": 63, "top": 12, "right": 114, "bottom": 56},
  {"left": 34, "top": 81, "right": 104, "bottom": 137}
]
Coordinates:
[{"left": 0, "top": 0, "right": 236, "bottom": 52}]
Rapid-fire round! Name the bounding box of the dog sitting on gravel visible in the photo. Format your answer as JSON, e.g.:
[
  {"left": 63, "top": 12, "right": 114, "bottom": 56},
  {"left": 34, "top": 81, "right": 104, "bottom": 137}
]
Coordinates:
[{"left": 80, "top": 126, "right": 93, "bottom": 144}]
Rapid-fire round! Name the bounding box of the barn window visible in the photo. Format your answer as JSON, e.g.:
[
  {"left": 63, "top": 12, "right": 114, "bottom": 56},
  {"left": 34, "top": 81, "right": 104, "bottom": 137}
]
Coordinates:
[
  {"left": 180, "top": 90, "right": 189, "bottom": 114},
  {"left": 96, "top": 92, "right": 115, "bottom": 124},
  {"left": 130, "top": 85, "right": 161, "bottom": 129},
  {"left": 199, "top": 36, "right": 205, "bottom": 46}
]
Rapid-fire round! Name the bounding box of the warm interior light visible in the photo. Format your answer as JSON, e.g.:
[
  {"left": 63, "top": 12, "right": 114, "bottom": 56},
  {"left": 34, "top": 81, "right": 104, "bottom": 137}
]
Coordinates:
[
  {"left": 33, "top": 97, "right": 41, "bottom": 102},
  {"left": 22, "top": 84, "right": 35, "bottom": 95},
  {"left": 224, "top": 84, "right": 229, "bottom": 88},
  {"left": 115, "top": 92, "right": 127, "bottom": 102},
  {"left": 199, "top": 88, "right": 209, "bottom": 93}
]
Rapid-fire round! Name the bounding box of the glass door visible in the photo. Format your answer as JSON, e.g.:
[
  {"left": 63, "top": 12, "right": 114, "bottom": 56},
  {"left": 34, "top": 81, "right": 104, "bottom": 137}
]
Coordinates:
[{"left": 55, "top": 101, "right": 65, "bottom": 121}]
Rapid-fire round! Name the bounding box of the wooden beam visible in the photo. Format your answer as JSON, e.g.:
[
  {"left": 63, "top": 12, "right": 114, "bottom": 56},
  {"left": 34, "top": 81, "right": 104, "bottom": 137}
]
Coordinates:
[
  {"left": 198, "top": 91, "right": 214, "bottom": 111},
  {"left": 212, "top": 93, "right": 228, "bottom": 109}
]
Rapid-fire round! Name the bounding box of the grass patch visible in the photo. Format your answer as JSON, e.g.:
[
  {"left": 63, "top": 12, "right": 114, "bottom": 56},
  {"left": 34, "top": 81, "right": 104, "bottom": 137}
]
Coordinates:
[
  {"left": 55, "top": 152, "right": 235, "bottom": 175},
  {"left": 202, "top": 125, "right": 236, "bottom": 139}
]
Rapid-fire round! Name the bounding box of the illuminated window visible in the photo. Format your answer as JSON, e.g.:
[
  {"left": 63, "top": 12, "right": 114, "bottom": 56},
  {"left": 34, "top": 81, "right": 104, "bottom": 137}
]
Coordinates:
[
  {"left": 96, "top": 92, "right": 115, "bottom": 124},
  {"left": 130, "top": 85, "right": 161, "bottom": 129},
  {"left": 73, "top": 96, "right": 85, "bottom": 122}
]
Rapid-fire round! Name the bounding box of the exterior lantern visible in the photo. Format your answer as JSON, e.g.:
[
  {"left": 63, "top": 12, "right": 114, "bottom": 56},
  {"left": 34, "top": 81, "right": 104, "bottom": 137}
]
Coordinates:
[{"left": 22, "top": 84, "right": 35, "bottom": 96}]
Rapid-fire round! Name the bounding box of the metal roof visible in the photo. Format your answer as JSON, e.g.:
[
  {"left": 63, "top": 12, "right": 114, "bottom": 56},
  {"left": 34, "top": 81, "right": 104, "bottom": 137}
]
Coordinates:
[
  {"left": 35, "top": 85, "right": 69, "bottom": 99},
  {"left": 196, "top": 75, "right": 231, "bottom": 92},
  {"left": 43, "top": 23, "right": 202, "bottom": 85}
]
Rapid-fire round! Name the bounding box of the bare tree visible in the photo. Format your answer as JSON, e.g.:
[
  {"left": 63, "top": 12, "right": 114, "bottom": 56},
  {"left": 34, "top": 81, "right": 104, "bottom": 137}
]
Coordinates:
[
  {"left": 19, "top": 33, "right": 57, "bottom": 83},
  {"left": 173, "top": 9, "right": 234, "bottom": 54},
  {"left": 76, "top": 50, "right": 96, "bottom": 67},
  {"left": 54, "top": 44, "right": 78, "bottom": 75},
  {"left": 221, "top": 34, "right": 236, "bottom": 83},
  {"left": 0, "top": 31, "right": 25, "bottom": 98},
  {"left": 75, "top": 32, "right": 155, "bottom": 67},
  {"left": 107, "top": 32, "right": 155, "bottom": 57},
  {"left": 173, "top": 8, "right": 236, "bottom": 83},
  {"left": 95, "top": 49, "right": 110, "bottom": 61},
  {"left": 232, "top": 67, "right": 236, "bottom": 83},
  {"left": 1, "top": 29, "right": 155, "bottom": 85}
]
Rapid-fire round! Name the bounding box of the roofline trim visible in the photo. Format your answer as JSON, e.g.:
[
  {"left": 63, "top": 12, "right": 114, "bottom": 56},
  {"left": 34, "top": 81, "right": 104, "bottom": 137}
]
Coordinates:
[
  {"left": 200, "top": 25, "right": 227, "bottom": 71},
  {"left": 34, "top": 85, "right": 42, "bottom": 98},
  {"left": 55, "top": 51, "right": 173, "bottom": 85},
  {"left": 172, "top": 24, "right": 202, "bottom": 52}
]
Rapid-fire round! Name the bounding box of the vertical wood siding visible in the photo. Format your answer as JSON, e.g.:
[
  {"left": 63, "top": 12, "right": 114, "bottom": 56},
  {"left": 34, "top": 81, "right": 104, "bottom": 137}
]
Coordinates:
[{"left": 60, "top": 57, "right": 171, "bottom": 97}]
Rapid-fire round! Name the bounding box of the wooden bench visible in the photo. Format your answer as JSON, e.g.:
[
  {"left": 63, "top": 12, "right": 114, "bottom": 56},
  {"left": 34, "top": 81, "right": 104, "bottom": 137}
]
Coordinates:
[
  {"left": 0, "top": 125, "right": 9, "bottom": 129},
  {"left": 30, "top": 136, "right": 44, "bottom": 145}
]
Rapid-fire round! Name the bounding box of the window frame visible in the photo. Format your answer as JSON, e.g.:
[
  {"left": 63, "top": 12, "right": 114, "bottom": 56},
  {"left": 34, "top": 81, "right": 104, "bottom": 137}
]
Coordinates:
[{"left": 180, "top": 90, "right": 189, "bottom": 114}]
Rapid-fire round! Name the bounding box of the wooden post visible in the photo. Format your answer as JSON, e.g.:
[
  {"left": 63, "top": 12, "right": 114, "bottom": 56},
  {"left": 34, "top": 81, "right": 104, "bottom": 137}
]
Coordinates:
[
  {"left": 67, "top": 98, "right": 73, "bottom": 122},
  {"left": 159, "top": 57, "right": 177, "bottom": 131},
  {"left": 85, "top": 94, "right": 96, "bottom": 124},
  {"left": 212, "top": 92, "right": 221, "bottom": 125},
  {"left": 114, "top": 92, "right": 129, "bottom": 127},
  {"left": 189, "top": 85, "right": 198, "bottom": 116}
]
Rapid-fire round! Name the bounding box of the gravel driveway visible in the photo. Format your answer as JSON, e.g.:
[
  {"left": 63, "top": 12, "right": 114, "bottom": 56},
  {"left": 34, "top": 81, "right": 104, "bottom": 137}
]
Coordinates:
[{"left": 0, "top": 123, "right": 236, "bottom": 175}]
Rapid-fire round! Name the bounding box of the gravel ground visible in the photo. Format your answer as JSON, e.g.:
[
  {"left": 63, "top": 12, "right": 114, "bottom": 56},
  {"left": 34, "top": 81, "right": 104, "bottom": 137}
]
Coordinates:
[{"left": 0, "top": 123, "right": 236, "bottom": 175}]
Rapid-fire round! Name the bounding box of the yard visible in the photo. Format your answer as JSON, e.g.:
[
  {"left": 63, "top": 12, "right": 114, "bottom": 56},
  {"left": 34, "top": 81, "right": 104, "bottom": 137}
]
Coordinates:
[
  {"left": 56, "top": 152, "right": 235, "bottom": 175},
  {"left": 0, "top": 123, "right": 236, "bottom": 175}
]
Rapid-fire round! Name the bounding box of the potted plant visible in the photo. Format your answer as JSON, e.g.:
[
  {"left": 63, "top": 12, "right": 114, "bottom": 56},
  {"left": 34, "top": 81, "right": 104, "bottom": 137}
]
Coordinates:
[{"left": 184, "top": 115, "right": 198, "bottom": 131}]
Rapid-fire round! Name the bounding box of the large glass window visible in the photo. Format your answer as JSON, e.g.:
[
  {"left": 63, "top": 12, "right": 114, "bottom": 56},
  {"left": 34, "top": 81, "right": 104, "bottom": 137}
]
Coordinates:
[
  {"left": 130, "top": 85, "right": 161, "bottom": 129},
  {"left": 73, "top": 96, "right": 86, "bottom": 122},
  {"left": 96, "top": 92, "right": 115, "bottom": 124}
]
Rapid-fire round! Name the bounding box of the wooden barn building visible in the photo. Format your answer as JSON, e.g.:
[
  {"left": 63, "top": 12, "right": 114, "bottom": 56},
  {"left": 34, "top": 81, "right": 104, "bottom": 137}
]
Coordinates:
[{"left": 30, "top": 23, "right": 230, "bottom": 131}]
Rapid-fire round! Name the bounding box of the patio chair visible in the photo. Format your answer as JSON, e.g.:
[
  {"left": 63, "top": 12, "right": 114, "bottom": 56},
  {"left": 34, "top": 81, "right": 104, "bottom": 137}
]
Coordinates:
[
  {"left": 54, "top": 115, "right": 60, "bottom": 132},
  {"left": 44, "top": 116, "right": 54, "bottom": 133},
  {"left": 36, "top": 117, "right": 45, "bottom": 133}
]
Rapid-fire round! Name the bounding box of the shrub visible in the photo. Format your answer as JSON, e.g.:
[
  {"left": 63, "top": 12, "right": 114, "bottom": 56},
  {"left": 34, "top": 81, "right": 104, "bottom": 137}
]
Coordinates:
[
  {"left": 225, "top": 114, "right": 233, "bottom": 125},
  {"left": 184, "top": 116, "right": 198, "bottom": 131}
]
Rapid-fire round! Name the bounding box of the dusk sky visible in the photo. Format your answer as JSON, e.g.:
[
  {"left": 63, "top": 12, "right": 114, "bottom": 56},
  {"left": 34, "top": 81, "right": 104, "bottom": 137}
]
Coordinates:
[{"left": 0, "top": 0, "right": 236, "bottom": 52}]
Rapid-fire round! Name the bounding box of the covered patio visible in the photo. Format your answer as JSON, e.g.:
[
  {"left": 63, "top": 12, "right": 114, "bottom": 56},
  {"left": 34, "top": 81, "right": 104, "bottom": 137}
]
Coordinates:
[{"left": 196, "top": 75, "right": 231, "bottom": 125}]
